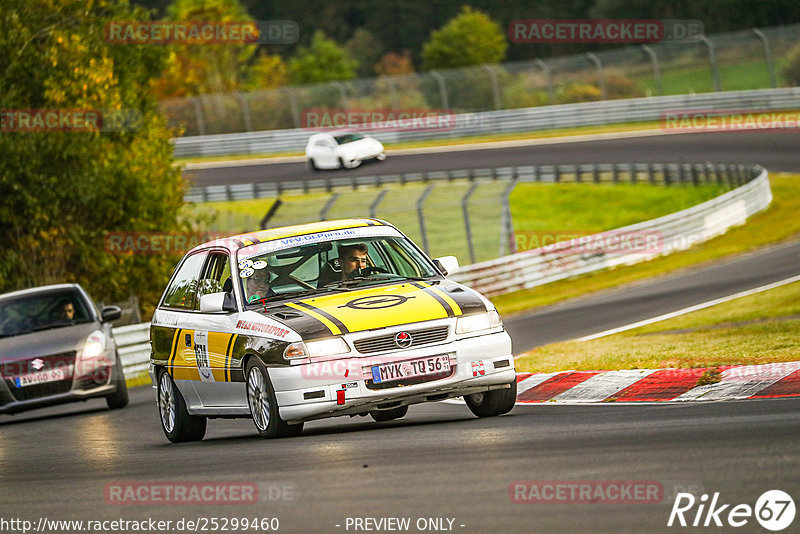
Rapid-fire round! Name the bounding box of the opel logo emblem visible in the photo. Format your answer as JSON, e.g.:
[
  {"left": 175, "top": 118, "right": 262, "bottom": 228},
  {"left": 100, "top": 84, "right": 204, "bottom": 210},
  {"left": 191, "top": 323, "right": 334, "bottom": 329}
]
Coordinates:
[
  {"left": 395, "top": 331, "right": 413, "bottom": 348},
  {"left": 31, "top": 358, "right": 45, "bottom": 371},
  {"left": 340, "top": 295, "right": 414, "bottom": 310}
]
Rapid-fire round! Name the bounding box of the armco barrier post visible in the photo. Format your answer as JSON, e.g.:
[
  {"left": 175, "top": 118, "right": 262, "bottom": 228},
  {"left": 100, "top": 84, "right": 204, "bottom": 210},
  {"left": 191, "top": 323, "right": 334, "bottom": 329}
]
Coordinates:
[
  {"left": 752, "top": 29, "right": 777, "bottom": 88},
  {"left": 369, "top": 189, "right": 388, "bottom": 218},
  {"left": 319, "top": 193, "right": 339, "bottom": 221},
  {"left": 461, "top": 182, "right": 480, "bottom": 264},
  {"left": 500, "top": 179, "right": 518, "bottom": 257},
  {"left": 641, "top": 45, "right": 662, "bottom": 96},
  {"left": 417, "top": 184, "right": 435, "bottom": 255}
]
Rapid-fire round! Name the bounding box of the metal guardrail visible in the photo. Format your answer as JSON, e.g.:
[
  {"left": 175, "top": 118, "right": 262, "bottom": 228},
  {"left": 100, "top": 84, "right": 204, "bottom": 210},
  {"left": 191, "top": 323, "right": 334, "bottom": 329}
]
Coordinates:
[
  {"left": 121, "top": 163, "right": 770, "bottom": 376},
  {"left": 173, "top": 87, "right": 800, "bottom": 158},
  {"left": 451, "top": 165, "right": 770, "bottom": 296},
  {"left": 112, "top": 323, "right": 150, "bottom": 380},
  {"left": 185, "top": 161, "right": 755, "bottom": 203}
]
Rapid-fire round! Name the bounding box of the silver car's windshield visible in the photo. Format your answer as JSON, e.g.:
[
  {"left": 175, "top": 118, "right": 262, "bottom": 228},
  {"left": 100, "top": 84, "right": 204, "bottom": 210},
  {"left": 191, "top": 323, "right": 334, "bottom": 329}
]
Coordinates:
[
  {"left": 0, "top": 290, "right": 93, "bottom": 338},
  {"left": 238, "top": 235, "right": 438, "bottom": 305}
]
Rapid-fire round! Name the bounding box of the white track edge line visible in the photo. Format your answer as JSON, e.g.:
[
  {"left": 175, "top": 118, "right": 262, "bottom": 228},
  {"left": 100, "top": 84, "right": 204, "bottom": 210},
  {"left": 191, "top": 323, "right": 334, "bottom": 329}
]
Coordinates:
[{"left": 575, "top": 274, "right": 800, "bottom": 342}]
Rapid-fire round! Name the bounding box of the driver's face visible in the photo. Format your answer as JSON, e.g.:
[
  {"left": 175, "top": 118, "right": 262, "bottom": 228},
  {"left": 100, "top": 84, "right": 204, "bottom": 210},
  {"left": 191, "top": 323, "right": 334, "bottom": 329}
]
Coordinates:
[
  {"left": 61, "top": 303, "right": 74, "bottom": 319},
  {"left": 342, "top": 251, "right": 367, "bottom": 276}
]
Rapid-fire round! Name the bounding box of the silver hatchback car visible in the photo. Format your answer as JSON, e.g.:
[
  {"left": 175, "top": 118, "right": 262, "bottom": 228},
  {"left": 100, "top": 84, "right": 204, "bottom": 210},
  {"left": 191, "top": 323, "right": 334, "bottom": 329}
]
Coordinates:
[{"left": 0, "top": 284, "right": 128, "bottom": 415}]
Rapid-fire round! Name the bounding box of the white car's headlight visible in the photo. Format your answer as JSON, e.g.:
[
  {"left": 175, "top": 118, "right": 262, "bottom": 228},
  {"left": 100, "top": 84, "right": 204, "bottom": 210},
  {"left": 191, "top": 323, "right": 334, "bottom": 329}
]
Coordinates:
[
  {"left": 283, "top": 338, "right": 350, "bottom": 360},
  {"left": 83, "top": 330, "right": 107, "bottom": 358},
  {"left": 455, "top": 311, "right": 502, "bottom": 335}
]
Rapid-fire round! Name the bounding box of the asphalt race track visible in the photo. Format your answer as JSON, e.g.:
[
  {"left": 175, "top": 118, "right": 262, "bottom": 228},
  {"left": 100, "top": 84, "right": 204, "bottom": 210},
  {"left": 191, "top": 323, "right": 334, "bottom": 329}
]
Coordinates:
[
  {"left": 505, "top": 238, "right": 800, "bottom": 352},
  {"left": 2, "top": 387, "right": 799, "bottom": 533},
  {"left": 2, "top": 130, "right": 799, "bottom": 533},
  {"left": 185, "top": 130, "right": 800, "bottom": 186}
]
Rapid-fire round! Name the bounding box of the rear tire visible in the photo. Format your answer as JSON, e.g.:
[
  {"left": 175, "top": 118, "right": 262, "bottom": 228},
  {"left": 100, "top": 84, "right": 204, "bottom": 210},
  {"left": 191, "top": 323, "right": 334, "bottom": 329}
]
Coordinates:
[
  {"left": 105, "top": 355, "right": 129, "bottom": 410},
  {"left": 308, "top": 158, "right": 319, "bottom": 171},
  {"left": 158, "top": 369, "right": 206, "bottom": 442},
  {"left": 465, "top": 379, "right": 517, "bottom": 418},
  {"left": 246, "top": 359, "right": 303, "bottom": 438},
  {"left": 370, "top": 405, "right": 408, "bottom": 422}
]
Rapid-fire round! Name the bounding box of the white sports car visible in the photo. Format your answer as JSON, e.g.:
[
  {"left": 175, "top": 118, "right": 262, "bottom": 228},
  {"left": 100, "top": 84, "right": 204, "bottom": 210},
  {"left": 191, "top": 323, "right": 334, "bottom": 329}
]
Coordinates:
[{"left": 305, "top": 131, "right": 386, "bottom": 170}]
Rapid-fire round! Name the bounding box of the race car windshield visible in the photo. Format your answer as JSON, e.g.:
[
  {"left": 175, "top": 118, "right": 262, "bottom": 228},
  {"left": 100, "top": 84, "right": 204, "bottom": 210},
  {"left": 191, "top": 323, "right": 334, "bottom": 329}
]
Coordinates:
[
  {"left": 0, "top": 290, "right": 93, "bottom": 337},
  {"left": 333, "top": 132, "right": 365, "bottom": 144},
  {"left": 238, "top": 235, "right": 438, "bottom": 304}
]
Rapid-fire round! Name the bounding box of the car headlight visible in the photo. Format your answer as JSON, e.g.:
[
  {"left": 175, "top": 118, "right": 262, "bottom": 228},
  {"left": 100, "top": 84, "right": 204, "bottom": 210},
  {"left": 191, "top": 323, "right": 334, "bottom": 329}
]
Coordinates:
[
  {"left": 455, "top": 311, "right": 502, "bottom": 335},
  {"left": 83, "top": 330, "right": 107, "bottom": 358},
  {"left": 283, "top": 337, "right": 350, "bottom": 361}
]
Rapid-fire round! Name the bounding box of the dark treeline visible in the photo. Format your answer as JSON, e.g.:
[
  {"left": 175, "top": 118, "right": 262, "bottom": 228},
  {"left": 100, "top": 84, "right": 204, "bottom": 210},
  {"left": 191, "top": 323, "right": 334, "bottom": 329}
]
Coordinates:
[{"left": 132, "top": 0, "right": 800, "bottom": 65}]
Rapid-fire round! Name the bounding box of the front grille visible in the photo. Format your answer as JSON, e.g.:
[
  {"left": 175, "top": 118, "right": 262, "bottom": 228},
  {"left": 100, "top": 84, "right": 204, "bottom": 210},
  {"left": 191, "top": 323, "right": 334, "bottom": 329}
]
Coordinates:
[
  {"left": 353, "top": 326, "right": 449, "bottom": 354},
  {"left": 2, "top": 351, "right": 76, "bottom": 401}
]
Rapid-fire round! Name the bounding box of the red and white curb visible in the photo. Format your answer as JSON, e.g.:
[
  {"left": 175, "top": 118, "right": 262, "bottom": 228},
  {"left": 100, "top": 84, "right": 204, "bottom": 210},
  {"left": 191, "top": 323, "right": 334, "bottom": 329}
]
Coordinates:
[{"left": 514, "top": 361, "right": 800, "bottom": 403}]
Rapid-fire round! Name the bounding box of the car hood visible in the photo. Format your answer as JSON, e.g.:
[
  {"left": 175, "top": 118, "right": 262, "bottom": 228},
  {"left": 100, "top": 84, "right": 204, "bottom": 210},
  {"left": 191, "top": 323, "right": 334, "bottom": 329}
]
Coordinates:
[
  {"left": 0, "top": 321, "right": 100, "bottom": 361},
  {"left": 263, "top": 280, "right": 488, "bottom": 340},
  {"left": 338, "top": 138, "right": 382, "bottom": 157}
]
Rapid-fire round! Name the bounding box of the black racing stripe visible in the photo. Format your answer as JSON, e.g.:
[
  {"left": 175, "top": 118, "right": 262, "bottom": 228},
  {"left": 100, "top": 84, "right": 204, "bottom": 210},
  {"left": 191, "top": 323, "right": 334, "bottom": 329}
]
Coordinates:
[
  {"left": 168, "top": 328, "right": 182, "bottom": 372},
  {"left": 224, "top": 333, "right": 237, "bottom": 382},
  {"left": 294, "top": 301, "right": 350, "bottom": 334},
  {"left": 410, "top": 282, "right": 455, "bottom": 317}
]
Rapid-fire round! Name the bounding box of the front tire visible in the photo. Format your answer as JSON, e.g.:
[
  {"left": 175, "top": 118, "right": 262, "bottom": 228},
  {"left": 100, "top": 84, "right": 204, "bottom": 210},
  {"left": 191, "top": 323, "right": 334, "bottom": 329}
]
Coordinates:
[
  {"left": 370, "top": 405, "right": 408, "bottom": 422},
  {"left": 105, "top": 355, "right": 129, "bottom": 410},
  {"left": 308, "top": 158, "right": 319, "bottom": 171},
  {"left": 246, "top": 359, "right": 303, "bottom": 438},
  {"left": 158, "top": 369, "right": 206, "bottom": 443},
  {"left": 465, "top": 379, "right": 517, "bottom": 418}
]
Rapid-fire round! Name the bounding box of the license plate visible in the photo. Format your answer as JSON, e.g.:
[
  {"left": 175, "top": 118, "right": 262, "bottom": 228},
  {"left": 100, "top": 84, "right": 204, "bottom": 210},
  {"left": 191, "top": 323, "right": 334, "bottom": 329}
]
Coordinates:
[
  {"left": 13, "top": 368, "right": 70, "bottom": 387},
  {"left": 371, "top": 355, "right": 451, "bottom": 384}
]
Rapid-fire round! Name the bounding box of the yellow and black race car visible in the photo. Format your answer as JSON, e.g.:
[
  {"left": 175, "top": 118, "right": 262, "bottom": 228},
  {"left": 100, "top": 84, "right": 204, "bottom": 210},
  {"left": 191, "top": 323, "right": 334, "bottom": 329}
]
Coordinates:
[{"left": 149, "top": 218, "right": 516, "bottom": 442}]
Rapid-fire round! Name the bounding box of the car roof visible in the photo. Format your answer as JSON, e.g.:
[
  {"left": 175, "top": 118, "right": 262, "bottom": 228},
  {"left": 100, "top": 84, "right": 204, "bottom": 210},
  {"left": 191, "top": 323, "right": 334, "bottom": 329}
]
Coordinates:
[
  {"left": 189, "top": 218, "right": 393, "bottom": 254},
  {"left": 0, "top": 283, "right": 84, "bottom": 301}
]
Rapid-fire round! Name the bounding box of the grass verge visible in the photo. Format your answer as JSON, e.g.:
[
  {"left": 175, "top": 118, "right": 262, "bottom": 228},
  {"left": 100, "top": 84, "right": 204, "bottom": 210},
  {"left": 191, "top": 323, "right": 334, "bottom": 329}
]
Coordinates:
[
  {"left": 515, "top": 280, "right": 800, "bottom": 373},
  {"left": 492, "top": 174, "right": 800, "bottom": 316},
  {"left": 193, "top": 182, "right": 728, "bottom": 264}
]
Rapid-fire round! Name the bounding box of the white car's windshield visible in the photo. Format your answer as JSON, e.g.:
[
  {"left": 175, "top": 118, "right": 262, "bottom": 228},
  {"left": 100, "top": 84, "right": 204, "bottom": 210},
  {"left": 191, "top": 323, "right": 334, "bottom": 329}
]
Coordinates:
[
  {"left": 238, "top": 235, "right": 437, "bottom": 305},
  {"left": 333, "top": 132, "right": 365, "bottom": 144}
]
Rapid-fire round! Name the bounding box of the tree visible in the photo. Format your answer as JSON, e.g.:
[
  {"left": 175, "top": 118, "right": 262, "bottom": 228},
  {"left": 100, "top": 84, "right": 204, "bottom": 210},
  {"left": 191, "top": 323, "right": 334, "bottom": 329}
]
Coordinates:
[
  {"left": 345, "top": 28, "right": 384, "bottom": 78},
  {"left": 374, "top": 51, "right": 415, "bottom": 76},
  {"left": 421, "top": 6, "right": 507, "bottom": 70},
  {"left": 152, "top": 0, "right": 257, "bottom": 98},
  {"left": 288, "top": 30, "right": 358, "bottom": 84},
  {"left": 0, "top": 0, "right": 187, "bottom": 316},
  {"left": 243, "top": 50, "right": 289, "bottom": 91}
]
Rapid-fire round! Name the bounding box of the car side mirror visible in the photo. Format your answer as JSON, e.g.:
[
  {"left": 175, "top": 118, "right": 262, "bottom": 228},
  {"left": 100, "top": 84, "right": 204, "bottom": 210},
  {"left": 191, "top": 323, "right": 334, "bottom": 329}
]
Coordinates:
[
  {"left": 434, "top": 256, "right": 459, "bottom": 276},
  {"left": 200, "top": 292, "right": 237, "bottom": 313},
  {"left": 101, "top": 305, "right": 122, "bottom": 323}
]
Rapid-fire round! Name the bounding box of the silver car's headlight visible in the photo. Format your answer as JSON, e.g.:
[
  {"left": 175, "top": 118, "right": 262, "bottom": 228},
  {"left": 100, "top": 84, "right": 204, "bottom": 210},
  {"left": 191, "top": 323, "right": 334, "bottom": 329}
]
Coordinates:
[
  {"left": 82, "top": 330, "right": 107, "bottom": 358},
  {"left": 455, "top": 311, "right": 502, "bottom": 335}
]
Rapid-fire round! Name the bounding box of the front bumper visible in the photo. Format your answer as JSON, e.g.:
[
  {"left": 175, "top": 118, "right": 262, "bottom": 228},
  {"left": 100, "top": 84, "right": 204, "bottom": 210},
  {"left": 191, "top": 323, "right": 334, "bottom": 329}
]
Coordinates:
[
  {"left": 270, "top": 330, "right": 514, "bottom": 424},
  {"left": 0, "top": 350, "right": 120, "bottom": 415}
]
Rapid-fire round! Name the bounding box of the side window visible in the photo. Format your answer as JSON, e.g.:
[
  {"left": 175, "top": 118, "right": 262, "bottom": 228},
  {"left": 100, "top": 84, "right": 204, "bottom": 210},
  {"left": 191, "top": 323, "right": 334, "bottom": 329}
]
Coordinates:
[
  {"left": 197, "top": 252, "right": 231, "bottom": 302},
  {"left": 161, "top": 253, "right": 206, "bottom": 310}
]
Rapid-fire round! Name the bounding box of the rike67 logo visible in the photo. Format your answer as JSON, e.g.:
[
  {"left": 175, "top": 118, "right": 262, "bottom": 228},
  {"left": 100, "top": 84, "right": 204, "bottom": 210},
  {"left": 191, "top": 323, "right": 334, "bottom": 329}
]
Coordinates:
[{"left": 668, "top": 490, "right": 795, "bottom": 531}]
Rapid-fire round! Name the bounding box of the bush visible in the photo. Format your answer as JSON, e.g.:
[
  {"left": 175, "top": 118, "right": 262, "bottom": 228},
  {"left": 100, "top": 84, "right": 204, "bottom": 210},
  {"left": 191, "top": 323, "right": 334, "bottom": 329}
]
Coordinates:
[
  {"left": 556, "top": 84, "right": 603, "bottom": 104},
  {"left": 605, "top": 74, "right": 644, "bottom": 99},
  {"left": 781, "top": 41, "right": 800, "bottom": 86}
]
